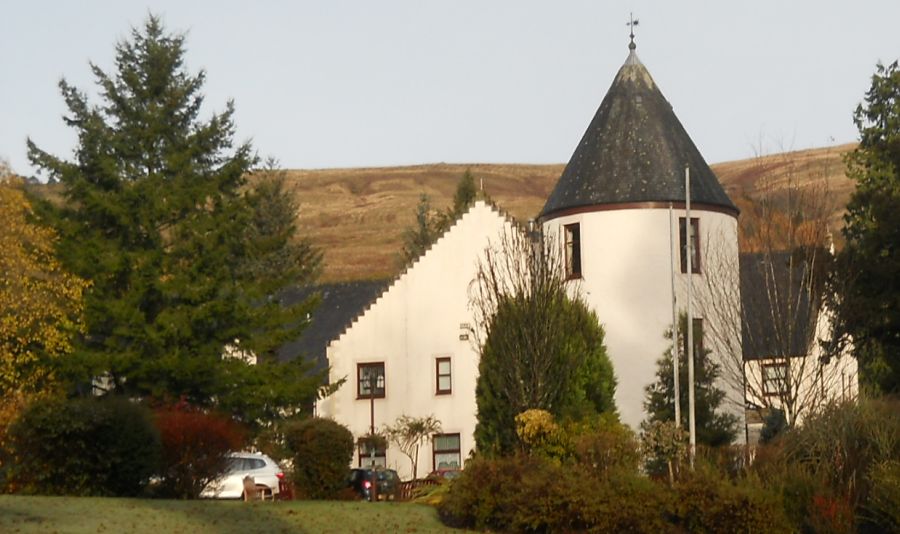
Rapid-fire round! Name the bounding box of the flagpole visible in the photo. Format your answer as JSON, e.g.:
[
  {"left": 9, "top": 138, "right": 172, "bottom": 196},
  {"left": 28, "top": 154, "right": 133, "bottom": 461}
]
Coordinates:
[
  {"left": 669, "top": 202, "right": 681, "bottom": 426},
  {"left": 686, "top": 165, "right": 696, "bottom": 468}
]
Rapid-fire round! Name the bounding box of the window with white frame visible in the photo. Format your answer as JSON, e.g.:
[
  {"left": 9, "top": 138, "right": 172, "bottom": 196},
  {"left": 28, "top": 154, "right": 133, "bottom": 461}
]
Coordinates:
[{"left": 763, "top": 362, "right": 790, "bottom": 397}]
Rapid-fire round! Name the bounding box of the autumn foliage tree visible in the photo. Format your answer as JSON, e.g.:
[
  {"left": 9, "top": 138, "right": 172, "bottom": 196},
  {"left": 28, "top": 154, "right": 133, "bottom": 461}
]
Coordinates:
[{"left": 0, "top": 177, "right": 87, "bottom": 396}]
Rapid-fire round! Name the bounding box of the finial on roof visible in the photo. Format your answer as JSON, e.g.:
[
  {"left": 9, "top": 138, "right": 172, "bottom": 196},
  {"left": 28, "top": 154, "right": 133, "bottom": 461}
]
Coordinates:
[{"left": 627, "top": 13, "right": 639, "bottom": 50}]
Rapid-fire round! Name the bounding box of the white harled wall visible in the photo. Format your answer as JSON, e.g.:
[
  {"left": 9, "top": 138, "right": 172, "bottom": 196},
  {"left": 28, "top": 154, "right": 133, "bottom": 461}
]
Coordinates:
[
  {"left": 543, "top": 207, "right": 745, "bottom": 435},
  {"left": 317, "top": 201, "right": 518, "bottom": 480}
]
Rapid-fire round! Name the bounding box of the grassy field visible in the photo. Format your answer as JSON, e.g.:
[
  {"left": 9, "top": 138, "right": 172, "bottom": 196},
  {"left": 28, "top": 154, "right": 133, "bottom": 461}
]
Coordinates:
[{"left": 0, "top": 496, "right": 466, "bottom": 534}]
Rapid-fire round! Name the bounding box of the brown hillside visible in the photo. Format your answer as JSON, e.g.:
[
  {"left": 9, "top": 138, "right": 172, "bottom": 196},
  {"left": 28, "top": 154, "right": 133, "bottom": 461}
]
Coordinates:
[
  {"left": 282, "top": 145, "right": 856, "bottom": 282},
  {"left": 22, "top": 144, "right": 857, "bottom": 282}
]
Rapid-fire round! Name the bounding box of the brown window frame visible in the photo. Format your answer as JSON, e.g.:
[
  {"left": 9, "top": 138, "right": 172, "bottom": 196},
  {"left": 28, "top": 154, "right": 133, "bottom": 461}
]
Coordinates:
[
  {"left": 679, "top": 217, "right": 701, "bottom": 274},
  {"left": 564, "top": 223, "right": 582, "bottom": 279},
  {"left": 357, "top": 362, "right": 385, "bottom": 399},
  {"left": 436, "top": 357, "right": 452, "bottom": 395},
  {"left": 762, "top": 362, "right": 790, "bottom": 397},
  {"left": 358, "top": 439, "right": 387, "bottom": 467},
  {"left": 433, "top": 433, "right": 462, "bottom": 472}
]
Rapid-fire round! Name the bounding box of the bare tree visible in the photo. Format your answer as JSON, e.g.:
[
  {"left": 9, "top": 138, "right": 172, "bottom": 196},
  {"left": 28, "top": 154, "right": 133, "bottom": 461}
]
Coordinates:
[
  {"left": 696, "top": 148, "right": 853, "bottom": 432},
  {"left": 382, "top": 414, "right": 442, "bottom": 480}
]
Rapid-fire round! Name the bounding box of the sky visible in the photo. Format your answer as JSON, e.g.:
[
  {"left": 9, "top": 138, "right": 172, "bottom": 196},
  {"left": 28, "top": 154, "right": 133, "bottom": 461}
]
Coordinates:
[{"left": 2, "top": 1, "right": 899, "bottom": 178}]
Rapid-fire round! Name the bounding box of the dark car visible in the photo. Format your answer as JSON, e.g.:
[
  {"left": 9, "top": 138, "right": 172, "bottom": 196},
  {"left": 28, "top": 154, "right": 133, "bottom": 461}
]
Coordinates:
[{"left": 348, "top": 468, "right": 401, "bottom": 501}]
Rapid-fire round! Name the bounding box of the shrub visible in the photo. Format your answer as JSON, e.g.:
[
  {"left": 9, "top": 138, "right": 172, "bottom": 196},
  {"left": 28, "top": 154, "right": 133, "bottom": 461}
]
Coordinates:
[
  {"left": 439, "top": 454, "right": 672, "bottom": 533},
  {"left": 4, "top": 396, "right": 160, "bottom": 496},
  {"left": 284, "top": 417, "right": 353, "bottom": 499},
  {"left": 571, "top": 416, "right": 641, "bottom": 479},
  {"left": 863, "top": 460, "right": 900, "bottom": 533},
  {"left": 752, "top": 398, "right": 900, "bottom": 532},
  {"left": 515, "top": 409, "right": 567, "bottom": 461},
  {"left": 154, "top": 406, "right": 245, "bottom": 499},
  {"left": 671, "top": 465, "right": 791, "bottom": 533}
]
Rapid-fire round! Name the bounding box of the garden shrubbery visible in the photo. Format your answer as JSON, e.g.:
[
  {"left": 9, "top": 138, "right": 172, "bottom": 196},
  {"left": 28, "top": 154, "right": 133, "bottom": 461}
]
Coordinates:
[
  {"left": 153, "top": 405, "right": 246, "bottom": 498},
  {"left": 2, "top": 396, "right": 160, "bottom": 496},
  {"left": 284, "top": 417, "right": 353, "bottom": 499},
  {"left": 441, "top": 401, "right": 900, "bottom": 533}
]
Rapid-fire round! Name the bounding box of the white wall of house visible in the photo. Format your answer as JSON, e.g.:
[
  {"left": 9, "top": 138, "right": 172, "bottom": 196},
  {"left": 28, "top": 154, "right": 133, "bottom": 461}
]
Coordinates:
[
  {"left": 543, "top": 207, "right": 745, "bottom": 435},
  {"left": 317, "top": 201, "right": 518, "bottom": 480}
]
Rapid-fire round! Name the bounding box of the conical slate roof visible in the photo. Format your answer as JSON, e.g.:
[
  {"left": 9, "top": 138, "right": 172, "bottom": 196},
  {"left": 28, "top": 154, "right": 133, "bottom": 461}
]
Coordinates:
[{"left": 541, "top": 48, "right": 737, "bottom": 219}]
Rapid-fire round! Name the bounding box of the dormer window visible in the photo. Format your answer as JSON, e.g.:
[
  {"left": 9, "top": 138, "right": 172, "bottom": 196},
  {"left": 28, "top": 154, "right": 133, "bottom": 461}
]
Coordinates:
[{"left": 564, "top": 223, "right": 582, "bottom": 279}]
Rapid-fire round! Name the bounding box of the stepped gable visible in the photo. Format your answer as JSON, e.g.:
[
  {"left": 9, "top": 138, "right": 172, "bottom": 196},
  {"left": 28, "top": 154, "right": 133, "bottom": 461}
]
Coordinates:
[
  {"left": 277, "top": 279, "right": 390, "bottom": 373},
  {"left": 541, "top": 46, "right": 737, "bottom": 219}
]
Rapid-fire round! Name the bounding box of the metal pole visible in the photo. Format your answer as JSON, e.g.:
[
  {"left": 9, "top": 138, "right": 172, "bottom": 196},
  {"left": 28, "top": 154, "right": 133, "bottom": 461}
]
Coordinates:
[
  {"left": 685, "top": 165, "right": 696, "bottom": 468},
  {"left": 669, "top": 203, "right": 681, "bottom": 426},
  {"left": 368, "top": 373, "right": 378, "bottom": 501}
]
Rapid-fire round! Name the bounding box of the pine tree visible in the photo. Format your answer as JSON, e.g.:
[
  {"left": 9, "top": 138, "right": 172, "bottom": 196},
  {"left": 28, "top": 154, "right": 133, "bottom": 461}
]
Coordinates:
[
  {"left": 642, "top": 316, "right": 738, "bottom": 447},
  {"left": 26, "top": 16, "right": 321, "bottom": 416}
]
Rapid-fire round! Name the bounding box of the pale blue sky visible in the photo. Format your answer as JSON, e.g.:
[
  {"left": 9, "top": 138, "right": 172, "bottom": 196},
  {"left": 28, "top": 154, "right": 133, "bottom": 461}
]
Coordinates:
[{"left": 2, "top": 1, "right": 898, "bottom": 178}]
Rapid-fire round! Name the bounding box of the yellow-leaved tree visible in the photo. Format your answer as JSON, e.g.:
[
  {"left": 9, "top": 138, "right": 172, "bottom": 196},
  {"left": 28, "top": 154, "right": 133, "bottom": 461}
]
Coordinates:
[{"left": 0, "top": 173, "right": 88, "bottom": 396}]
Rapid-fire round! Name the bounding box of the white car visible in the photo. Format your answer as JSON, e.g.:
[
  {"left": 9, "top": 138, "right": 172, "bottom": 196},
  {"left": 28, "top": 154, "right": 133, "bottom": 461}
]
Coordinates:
[{"left": 200, "top": 452, "right": 284, "bottom": 499}]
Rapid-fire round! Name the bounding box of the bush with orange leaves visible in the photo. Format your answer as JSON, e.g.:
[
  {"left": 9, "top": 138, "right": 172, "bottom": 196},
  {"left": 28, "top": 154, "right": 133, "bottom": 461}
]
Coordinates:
[{"left": 154, "top": 405, "right": 246, "bottom": 499}]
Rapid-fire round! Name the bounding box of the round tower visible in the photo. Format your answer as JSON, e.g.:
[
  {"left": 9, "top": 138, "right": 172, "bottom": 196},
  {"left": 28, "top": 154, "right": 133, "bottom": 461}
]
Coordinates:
[{"left": 541, "top": 44, "right": 743, "bottom": 432}]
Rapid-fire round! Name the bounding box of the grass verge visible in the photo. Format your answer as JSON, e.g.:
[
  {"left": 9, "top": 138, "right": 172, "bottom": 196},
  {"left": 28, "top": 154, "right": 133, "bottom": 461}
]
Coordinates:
[{"left": 0, "top": 496, "right": 466, "bottom": 534}]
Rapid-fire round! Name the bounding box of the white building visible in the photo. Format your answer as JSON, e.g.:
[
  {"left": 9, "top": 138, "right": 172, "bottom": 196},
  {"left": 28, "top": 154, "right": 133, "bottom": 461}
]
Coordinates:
[
  {"left": 538, "top": 45, "right": 744, "bottom": 431},
  {"left": 317, "top": 202, "right": 519, "bottom": 477},
  {"left": 313, "top": 42, "right": 834, "bottom": 478}
]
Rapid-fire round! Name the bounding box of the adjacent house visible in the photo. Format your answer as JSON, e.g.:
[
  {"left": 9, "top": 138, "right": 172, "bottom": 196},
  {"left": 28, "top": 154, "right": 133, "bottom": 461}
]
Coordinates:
[{"left": 741, "top": 251, "right": 858, "bottom": 443}]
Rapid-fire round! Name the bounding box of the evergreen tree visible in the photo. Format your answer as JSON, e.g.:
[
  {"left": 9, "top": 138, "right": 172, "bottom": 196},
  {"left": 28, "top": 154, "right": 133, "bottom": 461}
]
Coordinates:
[
  {"left": 642, "top": 316, "right": 738, "bottom": 447},
  {"left": 830, "top": 60, "right": 900, "bottom": 393},
  {"left": 26, "top": 16, "right": 321, "bottom": 417},
  {"left": 398, "top": 169, "right": 480, "bottom": 266},
  {"left": 472, "top": 230, "right": 617, "bottom": 455},
  {"left": 398, "top": 193, "right": 440, "bottom": 265},
  {"left": 450, "top": 168, "right": 478, "bottom": 218}
]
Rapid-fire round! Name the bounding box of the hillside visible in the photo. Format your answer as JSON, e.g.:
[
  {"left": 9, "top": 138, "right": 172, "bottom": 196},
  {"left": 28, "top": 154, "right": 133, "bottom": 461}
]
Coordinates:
[
  {"left": 20, "top": 144, "right": 856, "bottom": 282},
  {"left": 280, "top": 144, "right": 855, "bottom": 282}
]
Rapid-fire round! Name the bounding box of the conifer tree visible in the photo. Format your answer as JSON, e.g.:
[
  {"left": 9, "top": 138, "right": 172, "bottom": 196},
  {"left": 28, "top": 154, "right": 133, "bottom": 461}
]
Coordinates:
[
  {"left": 830, "top": 60, "right": 900, "bottom": 393},
  {"left": 27, "top": 16, "right": 321, "bottom": 417},
  {"left": 472, "top": 230, "right": 617, "bottom": 455},
  {"left": 642, "top": 316, "right": 738, "bottom": 447}
]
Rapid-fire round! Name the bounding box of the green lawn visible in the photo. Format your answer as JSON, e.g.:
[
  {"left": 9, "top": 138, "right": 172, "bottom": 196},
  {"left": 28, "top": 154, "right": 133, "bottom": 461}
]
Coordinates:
[{"left": 0, "top": 496, "right": 467, "bottom": 534}]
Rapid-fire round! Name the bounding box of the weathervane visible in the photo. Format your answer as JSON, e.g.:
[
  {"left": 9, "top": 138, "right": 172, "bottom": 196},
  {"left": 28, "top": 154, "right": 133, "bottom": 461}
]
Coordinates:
[{"left": 627, "top": 13, "right": 639, "bottom": 50}]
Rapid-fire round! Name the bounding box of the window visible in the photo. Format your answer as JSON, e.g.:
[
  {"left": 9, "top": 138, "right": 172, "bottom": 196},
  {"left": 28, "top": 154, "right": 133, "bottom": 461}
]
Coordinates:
[
  {"left": 763, "top": 362, "right": 790, "bottom": 397},
  {"left": 357, "top": 362, "right": 385, "bottom": 399},
  {"left": 436, "top": 357, "right": 452, "bottom": 395},
  {"left": 679, "top": 217, "right": 701, "bottom": 273},
  {"left": 564, "top": 223, "right": 582, "bottom": 278},
  {"left": 433, "top": 433, "right": 461, "bottom": 471},
  {"left": 358, "top": 439, "right": 386, "bottom": 467}
]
